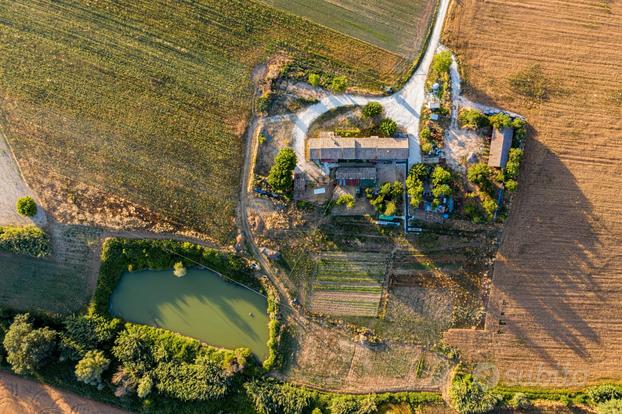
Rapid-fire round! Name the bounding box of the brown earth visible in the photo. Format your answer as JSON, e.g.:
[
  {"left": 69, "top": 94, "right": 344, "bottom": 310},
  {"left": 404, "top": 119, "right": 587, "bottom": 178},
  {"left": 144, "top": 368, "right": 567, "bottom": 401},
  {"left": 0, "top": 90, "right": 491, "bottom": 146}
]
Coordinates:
[
  {"left": 442, "top": 0, "right": 622, "bottom": 387},
  {"left": 0, "top": 372, "right": 127, "bottom": 414}
]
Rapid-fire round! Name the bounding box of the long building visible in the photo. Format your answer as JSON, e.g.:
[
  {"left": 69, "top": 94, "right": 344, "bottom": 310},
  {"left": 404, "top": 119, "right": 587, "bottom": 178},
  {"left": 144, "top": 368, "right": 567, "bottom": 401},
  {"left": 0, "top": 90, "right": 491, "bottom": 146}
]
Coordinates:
[
  {"left": 308, "top": 132, "right": 409, "bottom": 163},
  {"left": 488, "top": 127, "right": 513, "bottom": 168}
]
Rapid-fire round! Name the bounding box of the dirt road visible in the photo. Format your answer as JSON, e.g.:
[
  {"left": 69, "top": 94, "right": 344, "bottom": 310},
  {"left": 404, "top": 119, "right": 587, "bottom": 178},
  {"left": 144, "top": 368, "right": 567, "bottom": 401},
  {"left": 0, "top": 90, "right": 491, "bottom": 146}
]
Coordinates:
[
  {"left": 0, "top": 126, "right": 46, "bottom": 226},
  {"left": 0, "top": 372, "right": 127, "bottom": 414},
  {"left": 291, "top": 0, "right": 451, "bottom": 172}
]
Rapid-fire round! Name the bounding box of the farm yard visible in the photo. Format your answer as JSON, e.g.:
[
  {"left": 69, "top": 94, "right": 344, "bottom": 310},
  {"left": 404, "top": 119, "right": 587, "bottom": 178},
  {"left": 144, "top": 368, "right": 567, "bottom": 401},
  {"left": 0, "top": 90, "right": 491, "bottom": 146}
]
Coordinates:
[
  {"left": 262, "top": 0, "right": 437, "bottom": 59},
  {"left": 0, "top": 0, "right": 413, "bottom": 245},
  {"left": 442, "top": 0, "right": 622, "bottom": 385}
]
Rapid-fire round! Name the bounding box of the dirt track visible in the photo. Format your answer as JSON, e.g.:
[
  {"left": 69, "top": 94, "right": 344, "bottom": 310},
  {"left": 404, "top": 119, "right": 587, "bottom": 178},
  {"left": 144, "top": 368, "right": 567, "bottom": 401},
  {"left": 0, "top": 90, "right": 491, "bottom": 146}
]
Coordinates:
[
  {"left": 0, "top": 372, "right": 127, "bottom": 414},
  {"left": 443, "top": 0, "right": 622, "bottom": 386}
]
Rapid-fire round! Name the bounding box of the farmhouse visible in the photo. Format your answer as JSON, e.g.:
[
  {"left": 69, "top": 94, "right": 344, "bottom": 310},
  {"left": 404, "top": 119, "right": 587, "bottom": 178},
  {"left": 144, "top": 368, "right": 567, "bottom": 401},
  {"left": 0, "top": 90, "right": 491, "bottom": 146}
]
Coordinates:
[
  {"left": 308, "top": 132, "right": 409, "bottom": 163},
  {"left": 488, "top": 127, "right": 513, "bottom": 168}
]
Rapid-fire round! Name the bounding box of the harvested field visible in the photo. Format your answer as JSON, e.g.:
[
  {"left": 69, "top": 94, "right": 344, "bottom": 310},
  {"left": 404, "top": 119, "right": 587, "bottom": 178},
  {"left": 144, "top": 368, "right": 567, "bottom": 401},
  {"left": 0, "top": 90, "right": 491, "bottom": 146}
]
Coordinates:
[
  {"left": 443, "top": 0, "right": 622, "bottom": 386},
  {"left": 0, "top": 0, "right": 409, "bottom": 244},
  {"left": 0, "top": 372, "right": 127, "bottom": 414},
  {"left": 262, "top": 0, "right": 437, "bottom": 59},
  {"left": 310, "top": 251, "right": 388, "bottom": 317}
]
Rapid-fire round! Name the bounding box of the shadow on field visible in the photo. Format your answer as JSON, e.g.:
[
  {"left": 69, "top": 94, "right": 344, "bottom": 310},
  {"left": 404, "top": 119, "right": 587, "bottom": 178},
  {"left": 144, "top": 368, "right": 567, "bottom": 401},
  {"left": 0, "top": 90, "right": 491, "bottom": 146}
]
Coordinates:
[{"left": 485, "top": 129, "right": 603, "bottom": 369}]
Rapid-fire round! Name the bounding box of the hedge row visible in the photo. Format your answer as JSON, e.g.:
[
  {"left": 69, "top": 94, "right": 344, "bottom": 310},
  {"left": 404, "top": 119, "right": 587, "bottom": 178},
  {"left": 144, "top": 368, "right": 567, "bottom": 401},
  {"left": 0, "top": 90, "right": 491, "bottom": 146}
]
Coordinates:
[{"left": 0, "top": 225, "right": 51, "bottom": 257}]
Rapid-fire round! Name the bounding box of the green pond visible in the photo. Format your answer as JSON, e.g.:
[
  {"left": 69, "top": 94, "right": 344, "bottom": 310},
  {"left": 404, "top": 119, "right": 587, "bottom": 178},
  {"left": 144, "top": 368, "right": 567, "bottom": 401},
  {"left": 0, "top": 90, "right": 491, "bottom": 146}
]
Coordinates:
[{"left": 109, "top": 268, "right": 270, "bottom": 358}]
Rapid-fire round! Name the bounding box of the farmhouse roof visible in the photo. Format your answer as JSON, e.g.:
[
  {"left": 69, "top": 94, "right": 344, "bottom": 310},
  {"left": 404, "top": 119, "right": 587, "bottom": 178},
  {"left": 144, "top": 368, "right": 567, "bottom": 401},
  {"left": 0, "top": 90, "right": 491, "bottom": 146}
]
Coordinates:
[
  {"left": 335, "top": 167, "right": 377, "bottom": 181},
  {"left": 488, "top": 127, "right": 513, "bottom": 168},
  {"left": 309, "top": 132, "right": 409, "bottom": 161}
]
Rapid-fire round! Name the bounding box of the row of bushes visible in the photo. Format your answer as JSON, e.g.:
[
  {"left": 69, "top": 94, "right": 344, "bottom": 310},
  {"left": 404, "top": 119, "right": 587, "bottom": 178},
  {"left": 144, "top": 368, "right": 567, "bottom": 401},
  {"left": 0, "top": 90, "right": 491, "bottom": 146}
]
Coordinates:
[
  {"left": 93, "top": 238, "right": 255, "bottom": 315},
  {"left": 0, "top": 225, "right": 51, "bottom": 257},
  {"left": 449, "top": 365, "right": 622, "bottom": 414}
]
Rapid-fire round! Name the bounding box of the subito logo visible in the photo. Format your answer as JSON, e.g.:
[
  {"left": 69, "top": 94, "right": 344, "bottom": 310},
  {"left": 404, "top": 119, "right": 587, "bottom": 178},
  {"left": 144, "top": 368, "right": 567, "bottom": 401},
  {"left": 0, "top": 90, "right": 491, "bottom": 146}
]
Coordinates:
[{"left": 472, "top": 362, "right": 500, "bottom": 390}]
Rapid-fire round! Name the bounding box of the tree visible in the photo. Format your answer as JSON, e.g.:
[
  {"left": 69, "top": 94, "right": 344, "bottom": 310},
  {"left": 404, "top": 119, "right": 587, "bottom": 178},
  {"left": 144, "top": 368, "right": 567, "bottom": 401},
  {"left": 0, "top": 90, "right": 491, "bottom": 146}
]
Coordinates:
[
  {"left": 467, "top": 163, "right": 492, "bottom": 186},
  {"left": 458, "top": 109, "right": 488, "bottom": 130},
  {"left": 379, "top": 118, "right": 397, "bottom": 137},
  {"left": 336, "top": 194, "right": 355, "bottom": 209},
  {"left": 308, "top": 73, "right": 320, "bottom": 87},
  {"left": 245, "top": 379, "right": 312, "bottom": 414},
  {"left": 406, "top": 164, "right": 428, "bottom": 207},
  {"left": 597, "top": 399, "right": 622, "bottom": 414},
  {"left": 431, "top": 50, "right": 452, "bottom": 76},
  {"left": 60, "top": 313, "right": 120, "bottom": 361},
  {"left": 3, "top": 314, "right": 57, "bottom": 375},
  {"left": 504, "top": 148, "right": 524, "bottom": 178},
  {"left": 508, "top": 392, "right": 530, "bottom": 409},
  {"left": 16, "top": 196, "right": 37, "bottom": 217},
  {"left": 173, "top": 261, "right": 187, "bottom": 277},
  {"left": 362, "top": 102, "right": 383, "bottom": 118},
  {"left": 448, "top": 370, "right": 499, "bottom": 414},
  {"left": 384, "top": 201, "right": 397, "bottom": 216},
  {"left": 267, "top": 148, "right": 297, "bottom": 194},
  {"left": 488, "top": 113, "right": 512, "bottom": 130},
  {"left": 75, "top": 350, "right": 110, "bottom": 388},
  {"left": 431, "top": 166, "right": 451, "bottom": 186},
  {"left": 432, "top": 184, "right": 452, "bottom": 199},
  {"left": 588, "top": 385, "right": 622, "bottom": 404},
  {"left": 481, "top": 195, "right": 498, "bottom": 221},
  {"left": 329, "top": 76, "right": 347, "bottom": 93}
]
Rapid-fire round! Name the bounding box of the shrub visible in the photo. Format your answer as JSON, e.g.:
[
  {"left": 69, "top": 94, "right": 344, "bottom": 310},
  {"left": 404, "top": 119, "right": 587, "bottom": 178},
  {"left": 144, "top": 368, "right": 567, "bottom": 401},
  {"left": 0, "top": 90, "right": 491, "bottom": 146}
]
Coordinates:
[
  {"left": 459, "top": 109, "right": 489, "bottom": 130},
  {"left": 367, "top": 181, "right": 403, "bottom": 214},
  {"left": 509, "top": 64, "right": 551, "bottom": 102},
  {"left": 329, "top": 76, "right": 347, "bottom": 93},
  {"left": 0, "top": 225, "right": 51, "bottom": 257},
  {"left": 481, "top": 195, "right": 498, "bottom": 221},
  {"left": 267, "top": 148, "right": 297, "bottom": 194},
  {"left": 379, "top": 118, "right": 398, "bottom": 137},
  {"left": 154, "top": 356, "right": 233, "bottom": 401},
  {"left": 467, "top": 164, "right": 492, "bottom": 186},
  {"left": 173, "top": 261, "right": 187, "bottom": 277},
  {"left": 3, "top": 313, "right": 57, "bottom": 375},
  {"left": 588, "top": 385, "right": 622, "bottom": 404},
  {"left": 432, "top": 184, "right": 452, "bottom": 199},
  {"left": 597, "top": 399, "right": 622, "bottom": 414},
  {"left": 504, "top": 179, "right": 518, "bottom": 192},
  {"left": 362, "top": 102, "right": 383, "bottom": 118},
  {"left": 335, "top": 194, "right": 355, "bottom": 209},
  {"left": 384, "top": 201, "right": 397, "bottom": 216},
  {"left": 431, "top": 50, "right": 452, "bottom": 76},
  {"left": 137, "top": 375, "right": 153, "bottom": 399},
  {"left": 488, "top": 113, "right": 512, "bottom": 130},
  {"left": 421, "top": 141, "right": 433, "bottom": 154},
  {"left": 448, "top": 369, "right": 499, "bottom": 414},
  {"left": 16, "top": 196, "right": 37, "bottom": 216},
  {"left": 75, "top": 350, "right": 110, "bottom": 388},
  {"left": 308, "top": 73, "right": 320, "bottom": 87},
  {"left": 245, "top": 378, "right": 313, "bottom": 414},
  {"left": 508, "top": 392, "right": 530, "bottom": 409},
  {"left": 257, "top": 92, "right": 272, "bottom": 112}
]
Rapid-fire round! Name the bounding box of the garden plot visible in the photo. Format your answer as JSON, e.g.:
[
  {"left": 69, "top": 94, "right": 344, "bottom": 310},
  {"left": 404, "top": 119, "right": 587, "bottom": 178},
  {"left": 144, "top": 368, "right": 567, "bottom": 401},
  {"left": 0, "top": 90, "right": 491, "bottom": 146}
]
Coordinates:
[{"left": 310, "top": 252, "right": 388, "bottom": 317}]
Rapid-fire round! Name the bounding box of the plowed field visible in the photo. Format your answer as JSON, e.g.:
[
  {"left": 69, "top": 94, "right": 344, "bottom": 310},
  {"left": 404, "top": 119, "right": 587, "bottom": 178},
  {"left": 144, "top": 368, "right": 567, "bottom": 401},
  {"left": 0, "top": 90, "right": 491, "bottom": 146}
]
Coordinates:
[{"left": 442, "top": 0, "right": 622, "bottom": 386}]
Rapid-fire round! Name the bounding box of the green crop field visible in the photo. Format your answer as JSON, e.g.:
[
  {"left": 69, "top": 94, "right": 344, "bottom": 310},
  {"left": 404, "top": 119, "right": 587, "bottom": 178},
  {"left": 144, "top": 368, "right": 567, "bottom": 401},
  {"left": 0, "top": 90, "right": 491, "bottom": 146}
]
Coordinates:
[
  {"left": 311, "top": 252, "right": 388, "bottom": 317},
  {"left": 261, "top": 0, "right": 437, "bottom": 58},
  {"left": 0, "top": 225, "right": 101, "bottom": 314},
  {"left": 0, "top": 0, "right": 409, "bottom": 244}
]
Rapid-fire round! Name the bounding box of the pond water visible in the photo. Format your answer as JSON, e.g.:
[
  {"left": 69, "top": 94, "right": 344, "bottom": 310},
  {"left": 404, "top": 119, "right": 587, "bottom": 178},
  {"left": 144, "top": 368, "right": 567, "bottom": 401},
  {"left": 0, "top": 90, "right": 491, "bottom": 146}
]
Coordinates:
[{"left": 109, "top": 268, "right": 269, "bottom": 358}]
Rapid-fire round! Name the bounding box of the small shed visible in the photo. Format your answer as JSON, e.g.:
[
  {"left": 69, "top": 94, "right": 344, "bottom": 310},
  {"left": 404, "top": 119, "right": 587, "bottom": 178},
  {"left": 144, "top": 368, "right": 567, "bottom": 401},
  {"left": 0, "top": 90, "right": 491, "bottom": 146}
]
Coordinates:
[{"left": 488, "top": 127, "right": 513, "bottom": 168}]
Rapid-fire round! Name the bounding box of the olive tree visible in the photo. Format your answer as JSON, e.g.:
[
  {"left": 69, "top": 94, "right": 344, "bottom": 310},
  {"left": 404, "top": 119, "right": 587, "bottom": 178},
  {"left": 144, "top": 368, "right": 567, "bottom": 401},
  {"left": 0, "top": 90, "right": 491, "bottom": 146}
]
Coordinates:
[{"left": 3, "top": 314, "right": 57, "bottom": 374}]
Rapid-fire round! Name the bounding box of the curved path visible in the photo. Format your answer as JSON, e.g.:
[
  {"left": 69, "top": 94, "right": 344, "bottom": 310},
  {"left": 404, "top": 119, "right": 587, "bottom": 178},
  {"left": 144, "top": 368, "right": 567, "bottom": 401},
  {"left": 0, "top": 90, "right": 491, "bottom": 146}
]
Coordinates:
[{"left": 291, "top": 0, "right": 451, "bottom": 177}]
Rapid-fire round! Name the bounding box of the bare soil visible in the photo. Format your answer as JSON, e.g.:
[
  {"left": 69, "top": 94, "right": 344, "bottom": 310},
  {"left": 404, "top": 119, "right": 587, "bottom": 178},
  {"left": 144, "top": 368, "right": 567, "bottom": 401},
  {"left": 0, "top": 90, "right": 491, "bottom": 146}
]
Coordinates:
[
  {"left": 0, "top": 372, "right": 127, "bottom": 414},
  {"left": 443, "top": 0, "right": 622, "bottom": 386}
]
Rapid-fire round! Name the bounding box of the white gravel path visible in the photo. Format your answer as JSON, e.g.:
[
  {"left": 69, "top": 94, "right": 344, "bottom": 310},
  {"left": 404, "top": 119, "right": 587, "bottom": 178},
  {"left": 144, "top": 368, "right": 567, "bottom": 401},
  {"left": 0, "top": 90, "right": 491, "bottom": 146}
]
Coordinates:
[{"left": 291, "top": 0, "right": 451, "bottom": 177}]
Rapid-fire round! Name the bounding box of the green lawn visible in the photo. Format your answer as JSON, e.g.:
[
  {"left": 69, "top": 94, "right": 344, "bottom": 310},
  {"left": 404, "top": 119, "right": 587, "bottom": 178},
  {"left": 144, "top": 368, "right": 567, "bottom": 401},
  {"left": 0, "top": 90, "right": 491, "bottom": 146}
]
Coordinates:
[
  {"left": 261, "top": 0, "right": 437, "bottom": 58},
  {"left": 0, "top": 0, "right": 408, "bottom": 244},
  {"left": 0, "top": 225, "right": 101, "bottom": 314}
]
